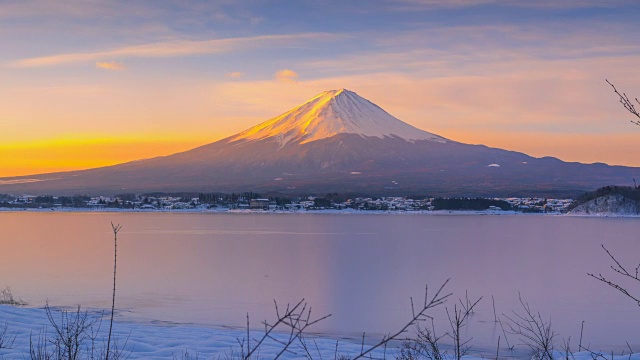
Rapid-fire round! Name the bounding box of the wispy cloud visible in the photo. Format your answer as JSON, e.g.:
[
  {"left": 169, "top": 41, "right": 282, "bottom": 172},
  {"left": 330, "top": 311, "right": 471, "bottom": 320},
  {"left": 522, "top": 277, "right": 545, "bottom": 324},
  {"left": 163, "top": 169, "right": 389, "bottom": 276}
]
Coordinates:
[
  {"left": 226, "top": 71, "right": 244, "bottom": 79},
  {"left": 96, "top": 61, "right": 125, "bottom": 71},
  {"left": 305, "top": 22, "right": 640, "bottom": 79},
  {"left": 9, "top": 33, "right": 338, "bottom": 68},
  {"left": 391, "top": 0, "right": 632, "bottom": 10},
  {"left": 274, "top": 69, "right": 299, "bottom": 83}
]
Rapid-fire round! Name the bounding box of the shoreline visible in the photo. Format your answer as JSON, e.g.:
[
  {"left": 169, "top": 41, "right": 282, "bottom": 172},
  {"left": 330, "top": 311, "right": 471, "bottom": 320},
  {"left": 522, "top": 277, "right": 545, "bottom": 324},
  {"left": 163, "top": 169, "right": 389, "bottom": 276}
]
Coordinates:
[{"left": 1, "top": 207, "right": 638, "bottom": 217}]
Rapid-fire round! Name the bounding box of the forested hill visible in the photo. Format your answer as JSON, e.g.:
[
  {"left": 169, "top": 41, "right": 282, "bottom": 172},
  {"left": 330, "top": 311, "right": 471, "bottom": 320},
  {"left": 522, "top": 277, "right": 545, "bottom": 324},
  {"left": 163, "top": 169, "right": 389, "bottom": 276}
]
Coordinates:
[
  {"left": 569, "top": 186, "right": 640, "bottom": 209},
  {"left": 568, "top": 186, "right": 640, "bottom": 215}
]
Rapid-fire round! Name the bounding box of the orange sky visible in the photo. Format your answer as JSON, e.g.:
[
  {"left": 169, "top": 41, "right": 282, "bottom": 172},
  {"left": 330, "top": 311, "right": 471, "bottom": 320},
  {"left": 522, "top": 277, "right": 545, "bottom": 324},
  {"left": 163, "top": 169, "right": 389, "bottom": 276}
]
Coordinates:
[{"left": 0, "top": 138, "right": 204, "bottom": 177}]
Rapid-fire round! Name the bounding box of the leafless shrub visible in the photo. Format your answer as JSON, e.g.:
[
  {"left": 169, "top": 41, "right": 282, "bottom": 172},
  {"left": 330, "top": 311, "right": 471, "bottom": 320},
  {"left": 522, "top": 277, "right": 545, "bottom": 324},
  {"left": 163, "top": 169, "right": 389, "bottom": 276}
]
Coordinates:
[
  {"left": 504, "top": 293, "right": 556, "bottom": 360},
  {"left": 396, "top": 322, "right": 446, "bottom": 360},
  {"left": 395, "top": 289, "right": 478, "bottom": 360},
  {"left": 26, "top": 303, "right": 129, "bottom": 360},
  {"left": 0, "top": 286, "right": 27, "bottom": 306},
  {"left": 588, "top": 244, "right": 640, "bottom": 307},
  {"left": 44, "top": 303, "right": 97, "bottom": 360}
]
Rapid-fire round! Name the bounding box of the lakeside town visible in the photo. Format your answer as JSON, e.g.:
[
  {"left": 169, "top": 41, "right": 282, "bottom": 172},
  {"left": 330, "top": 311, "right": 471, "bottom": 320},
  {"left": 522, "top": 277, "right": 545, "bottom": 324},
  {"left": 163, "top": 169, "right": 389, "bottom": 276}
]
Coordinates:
[{"left": 0, "top": 192, "right": 574, "bottom": 213}]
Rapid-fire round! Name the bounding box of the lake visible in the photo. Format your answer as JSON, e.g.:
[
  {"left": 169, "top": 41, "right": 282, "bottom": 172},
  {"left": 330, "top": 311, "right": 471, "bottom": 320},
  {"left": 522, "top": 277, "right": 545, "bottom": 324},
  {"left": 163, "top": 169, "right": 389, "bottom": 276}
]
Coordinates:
[{"left": 1, "top": 211, "right": 638, "bottom": 356}]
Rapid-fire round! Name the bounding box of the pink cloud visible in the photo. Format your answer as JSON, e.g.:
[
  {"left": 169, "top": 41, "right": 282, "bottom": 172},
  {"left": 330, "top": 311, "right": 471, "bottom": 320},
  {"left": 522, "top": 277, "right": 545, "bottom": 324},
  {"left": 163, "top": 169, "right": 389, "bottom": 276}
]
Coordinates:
[
  {"left": 274, "top": 69, "right": 299, "bottom": 83},
  {"left": 96, "top": 61, "right": 125, "bottom": 71}
]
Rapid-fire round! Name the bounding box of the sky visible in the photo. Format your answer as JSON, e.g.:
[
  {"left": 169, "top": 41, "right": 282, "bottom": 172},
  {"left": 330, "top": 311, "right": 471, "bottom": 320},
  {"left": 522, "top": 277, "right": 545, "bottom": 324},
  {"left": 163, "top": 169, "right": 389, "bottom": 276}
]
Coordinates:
[{"left": 2, "top": 0, "right": 640, "bottom": 177}]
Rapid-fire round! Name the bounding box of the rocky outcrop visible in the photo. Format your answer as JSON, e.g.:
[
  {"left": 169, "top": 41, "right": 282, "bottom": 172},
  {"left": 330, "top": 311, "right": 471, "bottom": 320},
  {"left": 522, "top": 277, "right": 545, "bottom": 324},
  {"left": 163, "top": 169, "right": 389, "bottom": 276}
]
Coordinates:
[{"left": 569, "top": 194, "right": 640, "bottom": 215}]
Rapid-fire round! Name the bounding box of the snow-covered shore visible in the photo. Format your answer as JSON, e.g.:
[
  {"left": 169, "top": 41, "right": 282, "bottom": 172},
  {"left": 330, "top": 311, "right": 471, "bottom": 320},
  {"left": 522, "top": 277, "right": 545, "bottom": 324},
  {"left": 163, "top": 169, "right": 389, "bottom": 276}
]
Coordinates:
[
  {"left": 1, "top": 305, "right": 639, "bottom": 360},
  {"left": 0, "top": 305, "right": 388, "bottom": 360}
]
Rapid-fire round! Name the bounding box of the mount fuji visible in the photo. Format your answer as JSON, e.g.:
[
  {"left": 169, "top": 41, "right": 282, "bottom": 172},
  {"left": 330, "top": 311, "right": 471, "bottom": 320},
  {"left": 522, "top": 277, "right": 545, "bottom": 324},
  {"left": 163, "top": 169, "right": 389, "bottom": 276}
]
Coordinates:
[
  {"left": 228, "top": 89, "right": 445, "bottom": 146},
  {"left": 2, "top": 89, "right": 639, "bottom": 197}
]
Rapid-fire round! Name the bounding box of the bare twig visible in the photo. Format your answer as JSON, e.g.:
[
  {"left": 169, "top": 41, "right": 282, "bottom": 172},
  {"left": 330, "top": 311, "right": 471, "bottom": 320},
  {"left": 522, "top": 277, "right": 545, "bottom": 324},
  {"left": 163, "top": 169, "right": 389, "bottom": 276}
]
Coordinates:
[
  {"left": 29, "top": 328, "right": 52, "bottom": 360},
  {"left": 606, "top": 79, "right": 640, "bottom": 125},
  {"left": 238, "top": 298, "right": 331, "bottom": 360},
  {"left": 106, "top": 223, "right": 122, "bottom": 360},
  {"left": 579, "top": 321, "right": 584, "bottom": 351},
  {"left": 588, "top": 245, "right": 640, "bottom": 306},
  {"left": 235, "top": 280, "right": 449, "bottom": 360},
  {"left": 313, "top": 339, "right": 324, "bottom": 360},
  {"left": 446, "top": 295, "right": 482, "bottom": 360},
  {"left": 396, "top": 320, "right": 446, "bottom": 360},
  {"left": 492, "top": 295, "right": 497, "bottom": 323},
  {"left": 497, "top": 317, "right": 513, "bottom": 350},
  {"left": 0, "top": 322, "right": 16, "bottom": 350},
  {"left": 560, "top": 337, "right": 575, "bottom": 360},
  {"left": 351, "top": 280, "right": 452, "bottom": 360}
]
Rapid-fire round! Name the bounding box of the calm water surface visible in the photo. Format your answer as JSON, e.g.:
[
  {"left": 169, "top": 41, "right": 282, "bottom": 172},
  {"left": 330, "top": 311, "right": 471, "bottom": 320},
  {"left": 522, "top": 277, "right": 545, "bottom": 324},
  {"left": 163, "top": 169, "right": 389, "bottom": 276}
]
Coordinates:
[{"left": 1, "top": 212, "right": 638, "bottom": 355}]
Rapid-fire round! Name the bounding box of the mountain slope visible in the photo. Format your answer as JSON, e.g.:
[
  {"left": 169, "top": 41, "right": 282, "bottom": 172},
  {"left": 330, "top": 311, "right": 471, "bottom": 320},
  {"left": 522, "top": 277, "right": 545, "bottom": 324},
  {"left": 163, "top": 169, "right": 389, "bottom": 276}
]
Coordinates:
[
  {"left": 228, "top": 89, "right": 445, "bottom": 146},
  {"left": 2, "top": 89, "right": 639, "bottom": 197}
]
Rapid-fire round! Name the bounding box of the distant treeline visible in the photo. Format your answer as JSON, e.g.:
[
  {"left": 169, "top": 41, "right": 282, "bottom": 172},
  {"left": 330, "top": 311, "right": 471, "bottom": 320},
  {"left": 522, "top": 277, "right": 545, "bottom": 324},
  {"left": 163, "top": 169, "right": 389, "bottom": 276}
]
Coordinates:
[
  {"left": 568, "top": 185, "right": 640, "bottom": 211},
  {"left": 198, "top": 192, "right": 295, "bottom": 206},
  {"left": 0, "top": 195, "right": 91, "bottom": 208},
  {"left": 0, "top": 191, "right": 561, "bottom": 213},
  {"left": 432, "top": 197, "right": 512, "bottom": 211}
]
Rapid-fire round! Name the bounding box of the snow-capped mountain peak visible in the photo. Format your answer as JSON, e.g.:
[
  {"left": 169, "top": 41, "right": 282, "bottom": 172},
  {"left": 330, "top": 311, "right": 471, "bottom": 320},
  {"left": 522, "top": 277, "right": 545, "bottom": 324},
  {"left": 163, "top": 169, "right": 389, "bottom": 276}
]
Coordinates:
[{"left": 229, "top": 89, "right": 446, "bottom": 146}]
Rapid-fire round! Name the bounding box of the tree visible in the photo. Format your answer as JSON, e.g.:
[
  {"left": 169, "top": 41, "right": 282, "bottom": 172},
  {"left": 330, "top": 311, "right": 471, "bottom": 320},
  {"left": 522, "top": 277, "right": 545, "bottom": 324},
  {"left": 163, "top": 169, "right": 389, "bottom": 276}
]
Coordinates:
[{"left": 607, "top": 79, "right": 640, "bottom": 126}]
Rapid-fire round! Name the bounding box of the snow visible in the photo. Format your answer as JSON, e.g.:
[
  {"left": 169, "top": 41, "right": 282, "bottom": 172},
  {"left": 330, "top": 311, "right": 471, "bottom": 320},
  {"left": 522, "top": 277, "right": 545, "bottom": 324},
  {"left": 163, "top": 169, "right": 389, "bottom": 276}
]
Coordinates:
[
  {"left": 229, "top": 89, "right": 446, "bottom": 147},
  {"left": 0, "top": 305, "right": 388, "bottom": 360},
  {"left": 568, "top": 194, "right": 640, "bottom": 216},
  {"left": 2, "top": 305, "right": 639, "bottom": 360}
]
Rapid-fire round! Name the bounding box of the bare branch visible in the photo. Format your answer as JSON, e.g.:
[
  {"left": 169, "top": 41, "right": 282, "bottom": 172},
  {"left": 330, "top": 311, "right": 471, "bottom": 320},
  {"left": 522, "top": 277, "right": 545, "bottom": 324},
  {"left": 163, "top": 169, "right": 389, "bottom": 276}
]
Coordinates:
[
  {"left": 606, "top": 79, "right": 640, "bottom": 126},
  {"left": 107, "top": 222, "right": 122, "bottom": 360},
  {"left": 446, "top": 294, "right": 482, "bottom": 360},
  {"left": 588, "top": 245, "right": 640, "bottom": 307},
  {"left": 239, "top": 298, "right": 331, "bottom": 360},
  {"left": 0, "top": 322, "right": 16, "bottom": 350},
  {"left": 351, "top": 279, "right": 452, "bottom": 360}
]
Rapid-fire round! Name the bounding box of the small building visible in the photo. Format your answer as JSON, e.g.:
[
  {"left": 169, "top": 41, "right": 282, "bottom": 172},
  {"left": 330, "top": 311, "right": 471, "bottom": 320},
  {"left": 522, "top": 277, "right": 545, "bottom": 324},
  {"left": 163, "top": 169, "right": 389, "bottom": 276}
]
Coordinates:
[{"left": 250, "top": 199, "right": 270, "bottom": 210}]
